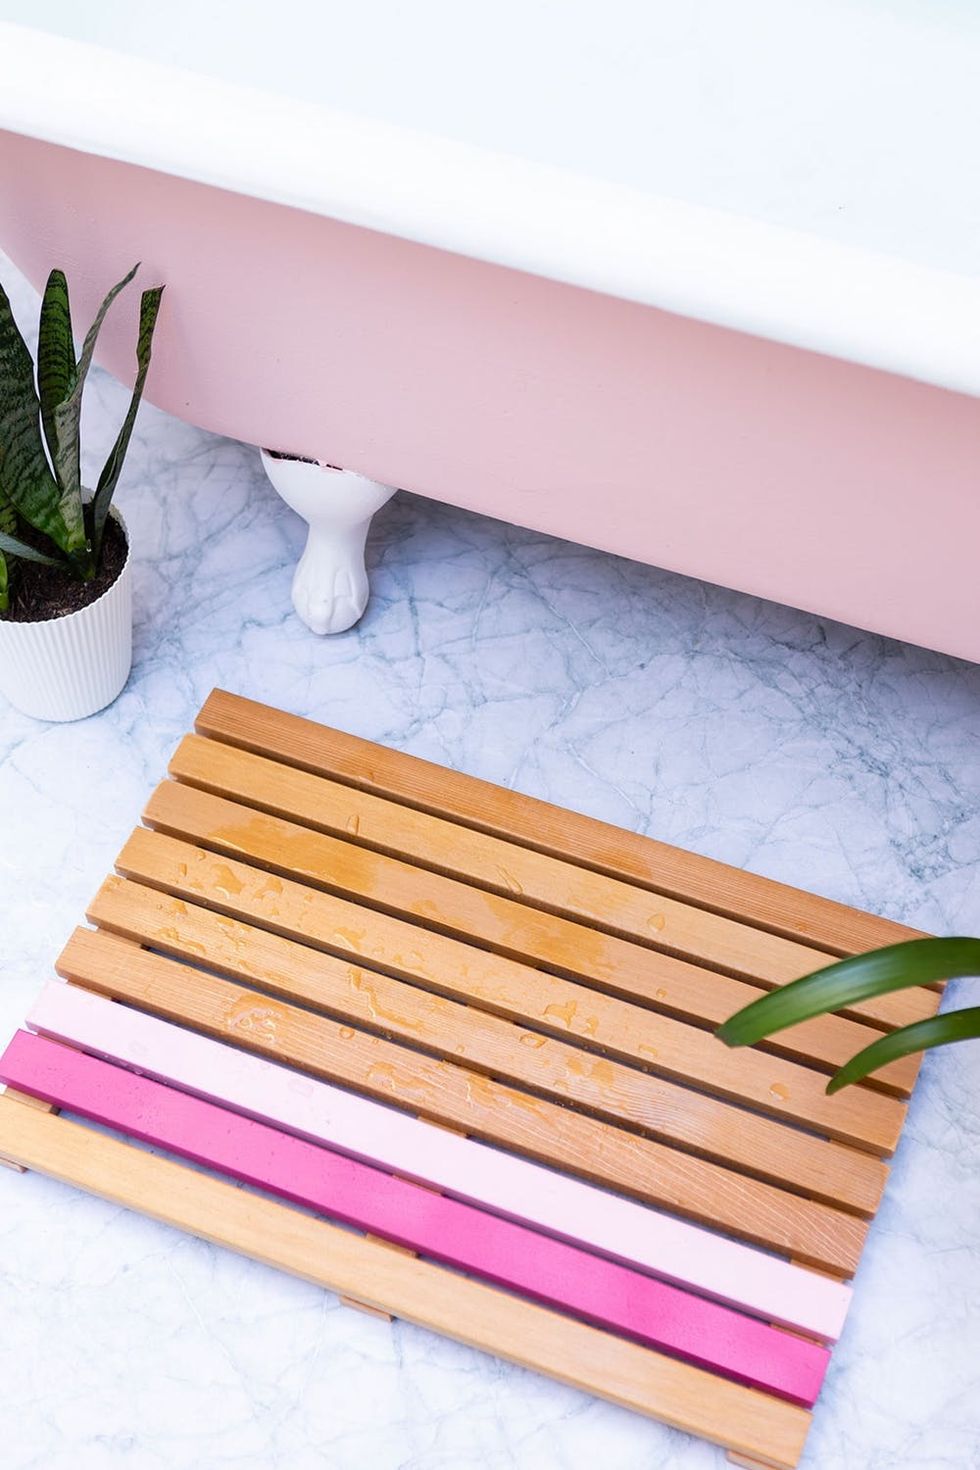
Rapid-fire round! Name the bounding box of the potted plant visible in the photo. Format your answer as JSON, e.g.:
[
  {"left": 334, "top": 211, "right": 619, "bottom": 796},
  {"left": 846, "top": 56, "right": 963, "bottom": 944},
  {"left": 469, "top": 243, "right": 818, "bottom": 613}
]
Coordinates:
[
  {"left": 0, "top": 264, "right": 163, "bottom": 721},
  {"left": 717, "top": 938, "right": 980, "bottom": 1089}
]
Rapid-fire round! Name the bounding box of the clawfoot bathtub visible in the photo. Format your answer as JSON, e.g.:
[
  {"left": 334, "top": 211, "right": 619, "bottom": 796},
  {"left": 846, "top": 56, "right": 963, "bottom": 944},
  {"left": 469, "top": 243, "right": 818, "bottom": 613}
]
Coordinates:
[{"left": 1, "top": 6, "right": 979, "bottom": 656}]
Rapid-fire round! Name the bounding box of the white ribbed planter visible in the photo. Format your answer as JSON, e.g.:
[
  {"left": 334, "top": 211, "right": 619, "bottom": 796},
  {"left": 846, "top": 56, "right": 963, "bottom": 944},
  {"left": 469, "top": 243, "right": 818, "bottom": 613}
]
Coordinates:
[{"left": 0, "top": 509, "right": 132, "bottom": 721}]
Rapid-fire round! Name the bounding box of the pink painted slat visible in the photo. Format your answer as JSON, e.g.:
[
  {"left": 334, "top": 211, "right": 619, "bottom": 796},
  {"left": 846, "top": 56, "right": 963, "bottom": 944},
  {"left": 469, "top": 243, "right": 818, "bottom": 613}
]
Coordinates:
[
  {"left": 0, "top": 1028, "right": 828, "bottom": 1405},
  {"left": 27, "top": 980, "right": 850, "bottom": 1341}
]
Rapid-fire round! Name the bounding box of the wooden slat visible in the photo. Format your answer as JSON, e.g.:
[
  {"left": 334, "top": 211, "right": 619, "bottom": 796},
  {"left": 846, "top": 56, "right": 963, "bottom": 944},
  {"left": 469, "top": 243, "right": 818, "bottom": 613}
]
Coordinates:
[
  {"left": 56, "top": 927, "right": 868, "bottom": 1275},
  {"left": 114, "top": 825, "right": 905, "bottom": 1158},
  {"left": 2, "top": 692, "right": 940, "bottom": 1470},
  {"left": 88, "top": 872, "right": 886, "bottom": 1215},
  {"left": 115, "top": 821, "right": 917, "bottom": 1100},
  {"left": 135, "top": 799, "right": 910, "bottom": 1152},
  {"left": 0, "top": 1031, "right": 829, "bottom": 1405},
  {"left": 27, "top": 979, "right": 850, "bottom": 1340},
  {"left": 148, "top": 773, "right": 937, "bottom": 1037},
  {"left": 0, "top": 1087, "right": 56, "bottom": 1171},
  {"left": 196, "top": 688, "right": 922, "bottom": 958},
  {"left": 168, "top": 735, "right": 865, "bottom": 991},
  {"left": 0, "top": 1100, "right": 813, "bottom": 1469},
  {"left": 171, "top": 735, "right": 934, "bottom": 1073}
]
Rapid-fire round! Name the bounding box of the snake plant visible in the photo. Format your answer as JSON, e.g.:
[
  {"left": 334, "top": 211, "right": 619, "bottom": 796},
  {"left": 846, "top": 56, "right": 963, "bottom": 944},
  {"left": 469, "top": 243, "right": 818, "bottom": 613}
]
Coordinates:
[
  {"left": 0, "top": 265, "right": 163, "bottom": 610},
  {"left": 717, "top": 937, "right": 980, "bottom": 1091}
]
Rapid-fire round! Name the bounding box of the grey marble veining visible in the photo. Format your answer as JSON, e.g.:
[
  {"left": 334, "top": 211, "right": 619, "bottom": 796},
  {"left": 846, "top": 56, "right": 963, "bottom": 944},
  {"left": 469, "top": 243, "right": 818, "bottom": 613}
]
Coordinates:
[{"left": 1, "top": 255, "right": 978, "bottom": 1470}]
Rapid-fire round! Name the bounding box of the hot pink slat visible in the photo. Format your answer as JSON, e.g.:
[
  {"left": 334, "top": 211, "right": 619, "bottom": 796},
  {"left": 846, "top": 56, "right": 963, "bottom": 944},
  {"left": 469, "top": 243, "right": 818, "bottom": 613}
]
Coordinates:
[
  {"left": 0, "top": 1028, "right": 828, "bottom": 1405},
  {"left": 27, "top": 980, "right": 849, "bottom": 1340}
]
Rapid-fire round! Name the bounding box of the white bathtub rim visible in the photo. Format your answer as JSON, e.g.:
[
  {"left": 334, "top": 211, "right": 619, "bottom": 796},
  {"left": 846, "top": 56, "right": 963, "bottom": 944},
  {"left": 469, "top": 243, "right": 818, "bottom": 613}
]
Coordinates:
[{"left": 1, "top": 21, "right": 979, "bottom": 401}]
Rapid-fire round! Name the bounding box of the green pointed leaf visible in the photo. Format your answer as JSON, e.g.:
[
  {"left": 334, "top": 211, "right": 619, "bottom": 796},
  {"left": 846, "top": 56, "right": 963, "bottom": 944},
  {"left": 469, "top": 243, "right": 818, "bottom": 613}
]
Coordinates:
[
  {"left": 91, "top": 283, "right": 163, "bottom": 560},
  {"left": 715, "top": 937, "right": 980, "bottom": 1047},
  {"left": 0, "top": 489, "right": 14, "bottom": 610},
  {"left": 37, "top": 269, "right": 76, "bottom": 471},
  {"left": 0, "top": 528, "right": 65, "bottom": 565},
  {"left": 828, "top": 1006, "right": 980, "bottom": 1091},
  {"left": 51, "top": 263, "right": 139, "bottom": 544},
  {"left": 0, "top": 278, "right": 76, "bottom": 553}
]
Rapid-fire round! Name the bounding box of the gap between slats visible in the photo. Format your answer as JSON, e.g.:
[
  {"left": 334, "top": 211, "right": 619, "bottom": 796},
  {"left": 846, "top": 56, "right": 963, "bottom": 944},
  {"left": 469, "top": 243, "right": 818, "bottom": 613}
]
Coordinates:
[
  {"left": 0, "top": 1030, "right": 829, "bottom": 1407},
  {"left": 57, "top": 924, "right": 868, "bottom": 1276},
  {"left": 1, "top": 693, "right": 938, "bottom": 1470},
  {"left": 115, "top": 820, "right": 908, "bottom": 1158},
  {"left": 196, "top": 689, "right": 921, "bottom": 964},
  {"left": 148, "top": 774, "right": 939, "bottom": 1039},
  {"left": 168, "top": 735, "right": 861, "bottom": 995},
  {"left": 118, "top": 820, "right": 919, "bottom": 1102},
  {"left": 24, "top": 977, "right": 851, "bottom": 1342},
  {"left": 87, "top": 869, "right": 887, "bottom": 1217},
  {"left": 0, "top": 1101, "right": 813, "bottom": 1469}
]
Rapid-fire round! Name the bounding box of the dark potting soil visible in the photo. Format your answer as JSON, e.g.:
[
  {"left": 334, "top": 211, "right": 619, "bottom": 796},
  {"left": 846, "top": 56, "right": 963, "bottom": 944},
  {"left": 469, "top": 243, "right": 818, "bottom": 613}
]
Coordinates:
[{"left": 0, "top": 515, "right": 128, "bottom": 623}]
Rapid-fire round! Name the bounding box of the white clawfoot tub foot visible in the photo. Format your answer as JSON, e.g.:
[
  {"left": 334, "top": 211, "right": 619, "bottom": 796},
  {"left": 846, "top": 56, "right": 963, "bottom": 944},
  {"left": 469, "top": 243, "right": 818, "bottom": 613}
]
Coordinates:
[{"left": 260, "top": 449, "right": 397, "bottom": 634}]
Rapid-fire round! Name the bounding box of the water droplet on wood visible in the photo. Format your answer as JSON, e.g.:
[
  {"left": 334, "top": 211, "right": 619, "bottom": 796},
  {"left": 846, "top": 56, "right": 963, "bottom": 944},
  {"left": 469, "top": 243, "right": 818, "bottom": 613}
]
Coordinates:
[
  {"left": 212, "top": 862, "right": 244, "bottom": 898},
  {"left": 544, "top": 1000, "right": 578, "bottom": 1028},
  {"left": 496, "top": 866, "right": 524, "bottom": 897}
]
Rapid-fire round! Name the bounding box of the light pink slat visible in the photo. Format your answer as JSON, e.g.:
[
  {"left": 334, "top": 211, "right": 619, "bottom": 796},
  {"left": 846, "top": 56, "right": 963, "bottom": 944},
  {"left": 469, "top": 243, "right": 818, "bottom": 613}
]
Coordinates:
[
  {"left": 0, "top": 1028, "right": 828, "bottom": 1404},
  {"left": 27, "top": 980, "right": 850, "bottom": 1341}
]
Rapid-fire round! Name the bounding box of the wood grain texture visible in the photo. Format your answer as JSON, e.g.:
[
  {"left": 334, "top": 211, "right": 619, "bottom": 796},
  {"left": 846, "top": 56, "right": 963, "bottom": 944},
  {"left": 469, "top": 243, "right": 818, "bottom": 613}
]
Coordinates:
[
  {"left": 56, "top": 926, "right": 868, "bottom": 1275},
  {"left": 166, "top": 736, "right": 921, "bottom": 1094},
  {"left": 88, "top": 869, "right": 886, "bottom": 1215},
  {"left": 0, "top": 1030, "right": 829, "bottom": 1405},
  {"left": 26, "top": 978, "right": 850, "bottom": 1340},
  {"left": 133, "top": 799, "right": 907, "bottom": 1157},
  {"left": 196, "top": 690, "right": 925, "bottom": 960},
  {"left": 0, "top": 1087, "right": 56, "bottom": 1171},
  {"left": 154, "top": 762, "right": 936, "bottom": 1036},
  {"left": 114, "top": 817, "right": 918, "bottom": 1097},
  {"left": 2, "top": 692, "right": 939, "bottom": 1469},
  {"left": 168, "top": 735, "right": 869, "bottom": 992},
  {"left": 0, "top": 1099, "right": 813, "bottom": 1468}
]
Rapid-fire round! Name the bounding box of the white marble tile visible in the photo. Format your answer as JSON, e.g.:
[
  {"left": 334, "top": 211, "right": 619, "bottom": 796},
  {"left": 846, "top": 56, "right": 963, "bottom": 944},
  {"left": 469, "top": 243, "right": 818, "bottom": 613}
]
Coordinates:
[{"left": 1, "top": 255, "right": 978, "bottom": 1470}]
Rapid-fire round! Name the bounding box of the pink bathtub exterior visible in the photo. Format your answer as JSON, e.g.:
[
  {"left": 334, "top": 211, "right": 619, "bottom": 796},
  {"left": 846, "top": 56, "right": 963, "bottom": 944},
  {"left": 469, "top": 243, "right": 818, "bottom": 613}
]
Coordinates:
[{"left": 2, "top": 129, "right": 979, "bottom": 663}]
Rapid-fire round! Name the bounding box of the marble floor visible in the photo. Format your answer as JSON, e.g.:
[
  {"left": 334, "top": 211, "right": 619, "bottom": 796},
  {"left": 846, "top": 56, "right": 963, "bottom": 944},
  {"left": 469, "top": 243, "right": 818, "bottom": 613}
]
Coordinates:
[{"left": 1, "top": 255, "right": 978, "bottom": 1470}]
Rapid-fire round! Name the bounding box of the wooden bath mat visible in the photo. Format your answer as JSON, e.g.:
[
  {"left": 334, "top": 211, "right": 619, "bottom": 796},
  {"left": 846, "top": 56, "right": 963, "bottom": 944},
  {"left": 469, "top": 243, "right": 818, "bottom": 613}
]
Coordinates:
[{"left": 0, "top": 689, "right": 940, "bottom": 1469}]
